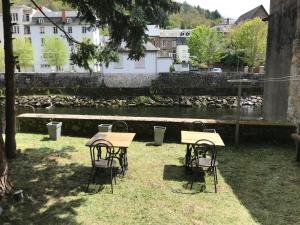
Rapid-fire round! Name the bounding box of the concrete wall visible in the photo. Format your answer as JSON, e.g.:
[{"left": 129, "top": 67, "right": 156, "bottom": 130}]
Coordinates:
[
  {"left": 103, "top": 74, "right": 159, "bottom": 88},
  {"left": 0, "top": 72, "right": 263, "bottom": 95},
  {"left": 102, "top": 52, "right": 157, "bottom": 75},
  {"left": 288, "top": 0, "right": 300, "bottom": 123},
  {"left": 264, "top": 0, "right": 298, "bottom": 120},
  {"left": 157, "top": 57, "right": 173, "bottom": 73},
  {"left": 17, "top": 113, "right": 295, "bottom": 143}
]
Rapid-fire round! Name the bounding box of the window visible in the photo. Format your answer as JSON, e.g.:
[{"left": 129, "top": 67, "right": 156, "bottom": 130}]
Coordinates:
[
  {"left": 162, "top": 40, "right": 167, "bottom": 47},
  {"left": 25, "top": 14, "right": 30, "bottom": 22},
  {"left": 12, "top": 26, "right": 19, "bottom": 34},
  {"left": 53, "top": 27, "right": 58, "bottom": 34},
  {"left": 135, "top": 58, "right": 145, "bottom": 69},
  {"left": 24, "top": 25, "right": 30, "bottom": 34},
  {"left": 172, "top": 40, "right": 176, "bottom": 47},
  {"left": 41, "top": 64, "right": 50, "bottom": 68},
  {"left": 68, "top": 40, "right": 74, "bottom": 47},
  {"left": 41, "top": 38, "right": 45, "bottom": 46},
  {"left": 38, "top": 18, "right": 44, "bottom": 24},
  {"left": 11, "top": 13, "right": 18, "bottom": 22},
  {"left": 66, "top": 18, "right": 73, "bottom": 23},
  {"left": 82, "top": 26, "right": 87, "bottom": 33},
  {"left": 40, "top": 26, "right": 45, "bottom": 34},
  {"left": 68, "top": 27, "right": 72, "bottom": 33},
  {"left": 113, "top": 55, "right": 123, "bottom": 69}
]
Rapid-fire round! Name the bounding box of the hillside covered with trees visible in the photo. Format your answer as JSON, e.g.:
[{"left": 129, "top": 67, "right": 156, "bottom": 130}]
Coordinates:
[
  {"left": 0, "top": 0, "right": 71, "bottom": 11},
  {"left": 167, "top": 1, "right": 222, "bottom": 28},
  {"left": 1, "top": 0, "right": 221, "bottom": 29}
]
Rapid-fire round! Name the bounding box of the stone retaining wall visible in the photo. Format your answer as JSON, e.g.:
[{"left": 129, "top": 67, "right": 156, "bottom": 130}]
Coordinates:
[
  {"left": 152, "top": 72, "right": 264, "bottom": 95},
  {"left": 17, "top": 114, "right": 295, "bottom": 144},
  {"left": 0, "top": 72, "right": 263, "bottom": 96}
]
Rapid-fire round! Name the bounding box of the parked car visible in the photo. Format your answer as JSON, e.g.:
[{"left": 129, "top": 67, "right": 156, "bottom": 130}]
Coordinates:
[{"left": 211, "top": 68, "right": 223, "bottom": 73}]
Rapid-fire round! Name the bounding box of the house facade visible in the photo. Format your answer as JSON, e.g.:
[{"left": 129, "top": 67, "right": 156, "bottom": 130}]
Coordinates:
[
  {"left": 102, "top": 42, "right": 172, "bottom": 75},
  {"left": 147, "top": 27, "right": 191, "bottom": 63},
  {"left": 30, "top": 8, "right": 100, "bottom": 73},
  {"left": 0, "top": 5, "right": 36, "bottom": 44},
  {"left": 102, "top": 42, "right": 172, "bottom": 87},
  {"left": 0, "top": 5, "right": 100, "bottom": 73}
]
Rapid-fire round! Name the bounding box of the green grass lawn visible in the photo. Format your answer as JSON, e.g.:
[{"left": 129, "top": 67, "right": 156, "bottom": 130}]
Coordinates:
[{"left": 1, "top": 133, "right": 300, "bottom": 225}]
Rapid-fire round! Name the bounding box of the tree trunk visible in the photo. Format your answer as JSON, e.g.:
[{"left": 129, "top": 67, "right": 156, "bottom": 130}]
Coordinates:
[
  {"left": 0, "top": 123, "right": 12, "bottom": 197},
  {"left": 2, "top": 0, "right": 17, "bottom": 159}
]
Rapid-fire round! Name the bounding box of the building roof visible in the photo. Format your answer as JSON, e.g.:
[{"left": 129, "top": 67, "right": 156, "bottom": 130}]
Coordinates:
[
  {"left": 235, "top": 5, "right": 268, "bottom": 25},
  {"left": 33, "top": 7, "right": 78, "bottom": 18},
  {"left": 11, "top": 5, "right": 32, "bottom": 10},
  {"left": 120, "top": 41, "right": 159, "bottom": 52},
  {"left": 160, "top": 29, "right": 192, "bottom": 38}
]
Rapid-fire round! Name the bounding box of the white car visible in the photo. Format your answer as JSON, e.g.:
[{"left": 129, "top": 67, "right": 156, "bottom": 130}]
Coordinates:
[{"left": 211, "top": 68, "right": 223, "bottom": 73}]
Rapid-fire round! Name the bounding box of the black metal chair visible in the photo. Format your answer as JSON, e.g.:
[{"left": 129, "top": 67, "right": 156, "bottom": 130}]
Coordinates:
[
  {"left": 87, "top": 139, "right": 121, "bottom": 193},
  {"left": 112, "top": 121, "right": 129, "bottom": 174},
  {"left": 190, "top": 139, "right": 218, "bottom": 193},
  {"left": 190, "top": 120, "right": 216, "bottom": 133},
  {"left": 112, "top": 121, "right": 129, "bottom": 132},
  {"left": 190, "top": 120, "right": 206, "bottom": 132}
]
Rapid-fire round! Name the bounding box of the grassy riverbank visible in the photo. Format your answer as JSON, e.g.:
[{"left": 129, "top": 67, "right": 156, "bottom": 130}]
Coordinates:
[{"left": 1, "top": 133, "right": 299, "bottom": 225}]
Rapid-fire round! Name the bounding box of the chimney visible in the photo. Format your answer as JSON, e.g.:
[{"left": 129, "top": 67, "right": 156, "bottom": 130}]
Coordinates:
[{"left": 62, "top": 9, "right": 66, "bottom": 23}]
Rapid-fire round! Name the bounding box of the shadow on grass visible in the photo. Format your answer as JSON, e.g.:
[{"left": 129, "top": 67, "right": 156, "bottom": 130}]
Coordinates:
[
  {"left": 163, "top": 165, "right": 206, "bottom": 193},
  {"left": 218, "top": 145, "right": 300, "bottom": 225},
  {"left": 1, "top": 146, "right": 89, "bottom": 225},
  {"left": 40, "top": 137, "right": 52, "bottom": 142}
]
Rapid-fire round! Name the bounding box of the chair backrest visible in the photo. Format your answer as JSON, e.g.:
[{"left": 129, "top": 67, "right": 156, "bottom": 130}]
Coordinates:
[
  {"left": 89, "top": 139, "right": 119, "bottom": 167},
  {"left": 190, "top": 120, "right": 206, "bottom": 132},
  {"left": 112, "top": 121, "right": 128, "bottom": 132},
  {"left": 192, "top": 139, "right": 217, "bottom": 167},
  {"left": 203, "top": 128, "right": 217, "bottom": 133}
]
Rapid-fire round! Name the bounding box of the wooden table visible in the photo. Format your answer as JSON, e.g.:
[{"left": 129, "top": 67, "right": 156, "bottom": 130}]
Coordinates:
[
  {"left": 181, "top": 131, "right": 225, "bottom": 169},
  {"left": 86, "top": 132, "right": 136, "bottom": 171}
]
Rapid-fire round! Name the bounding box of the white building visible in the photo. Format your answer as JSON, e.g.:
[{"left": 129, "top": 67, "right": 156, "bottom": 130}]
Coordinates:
[
  {"left": 176, "top": 45, "right": 190, "bottom": 63},
  {"left": 0, "top": 5, "right": 36, "bottom": 44},
  {"left": 102, "top": 42, "right": 172, "bottom": 87},
  {"left": 103, "top": 42, "right": 172, "bottom": 75},
  {"left": 0, "top": 6, "right": 100, "bottom": 73},
  {"left": 30, "top": 7, "right": 100, "bottom": 73},
  {"left": 211, "top": 18, "right": 236, "bottom": 34}
]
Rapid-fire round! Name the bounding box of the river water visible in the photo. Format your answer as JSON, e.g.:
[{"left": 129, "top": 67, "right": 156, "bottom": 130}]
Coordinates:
[{"left": 17, "top": 106, "right": 263, "bottom": 120}]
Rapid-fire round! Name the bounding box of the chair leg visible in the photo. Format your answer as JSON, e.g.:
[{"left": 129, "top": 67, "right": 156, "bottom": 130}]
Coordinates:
[
  {"left": 86, "top": 166, "right": 95, "bottom": 192},
  {"left": 215, "top": 167, "right": 218, "bottom": 184},
  {"left": 110, "top": 167, "right": 114, "bottom": 194},
  {"left": 213, "top": 169, "right": 217, "bottom": 193}
]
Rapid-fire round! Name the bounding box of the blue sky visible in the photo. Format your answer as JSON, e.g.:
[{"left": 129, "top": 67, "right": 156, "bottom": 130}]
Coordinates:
[{"left": 176, "top": 0, "right": 270, "bottom": 19}]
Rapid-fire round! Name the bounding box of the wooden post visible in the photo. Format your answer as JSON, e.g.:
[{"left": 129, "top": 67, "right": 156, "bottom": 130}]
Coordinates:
[
  {"left": 296, "top": 123, "right": 300, "bottom": 162},
  {"left": 235, "top": 81, "right": 242, "bottom": 147}
]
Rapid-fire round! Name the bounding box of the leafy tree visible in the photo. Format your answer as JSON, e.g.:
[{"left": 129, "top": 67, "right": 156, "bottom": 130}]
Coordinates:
[
  {"left": 187, "top": 25, "right": 225, "bottom": 67},
  {"left": 0, "top": 46, "right": 4, "bottom": 71},
  {"left": 230, "top": 17, "right": 268, "bottom": 68},
  {"left": 0, "top": 0, "right": 179, "bottom": 196},
  {"left": 57, "top": 0, "right": 179, "bottom": 70},
  {"left": 13, "top": 37, "right": 34, "bottom": 72},
  {"left": 42, "top": 36, "right": 69, "bottom": 71}
]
